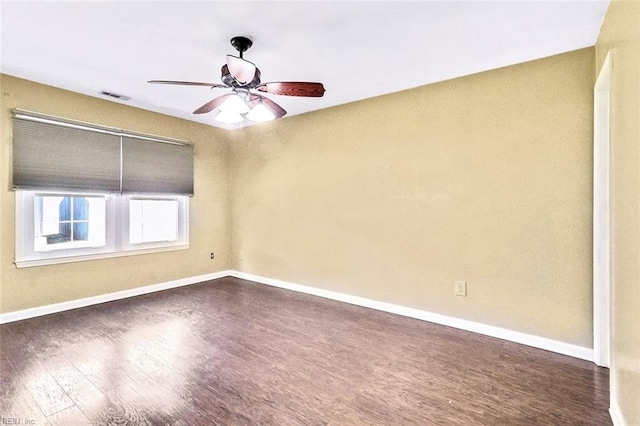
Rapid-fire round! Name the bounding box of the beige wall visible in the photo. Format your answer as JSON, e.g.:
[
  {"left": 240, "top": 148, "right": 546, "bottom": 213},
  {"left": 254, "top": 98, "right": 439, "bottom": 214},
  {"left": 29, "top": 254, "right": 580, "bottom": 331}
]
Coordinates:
[
  {"left": 596, "top": 0, "right": 640, "bottom": 424},
  {"left": 0, "top": 74, "right": 231, "bottom": 313},
  {"left": 231, "top": 48, "right": 595, "bottom": 347}
]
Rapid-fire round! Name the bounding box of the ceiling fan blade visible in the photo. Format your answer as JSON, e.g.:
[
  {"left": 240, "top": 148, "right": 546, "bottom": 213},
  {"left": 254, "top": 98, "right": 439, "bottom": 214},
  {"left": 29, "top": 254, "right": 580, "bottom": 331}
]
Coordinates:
[
  {"left": 256, "top": 82, "right": 325, "bottom": 97},
  {"left": 226, "top": 55, "right": 257, "bottom": 85},
  {"left": 248, "top": 94, "right": 287, "bottom": 119},
  {"left": 262, "top": 98, "right": 287, "bottom": 118},
  {"left": 193, "top": 94, "right": 233, "bottom": 114},
  {"left": 148, "top": 80, "right": 227, "bottom": 88}
]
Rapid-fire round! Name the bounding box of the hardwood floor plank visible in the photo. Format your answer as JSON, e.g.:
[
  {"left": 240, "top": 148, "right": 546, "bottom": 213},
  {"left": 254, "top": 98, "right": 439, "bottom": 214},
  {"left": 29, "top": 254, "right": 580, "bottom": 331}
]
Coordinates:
[
  {"left": 0, "top": 379, "right": 50, "bottom": 426},
  {"left": 87, "top": 382, "right": 175, "bottom": 426},
  {"left": 12, "top": 363, "right": 74, "bottom": 418},
  {"left": 46, "top": 405, "right": 91, "bottom": 426},
  {"left": 44, "top": 356, "right": 108, "bottom": 421},
  {"left": 0, "top": 277, "right": 611, "bottom": 425}
]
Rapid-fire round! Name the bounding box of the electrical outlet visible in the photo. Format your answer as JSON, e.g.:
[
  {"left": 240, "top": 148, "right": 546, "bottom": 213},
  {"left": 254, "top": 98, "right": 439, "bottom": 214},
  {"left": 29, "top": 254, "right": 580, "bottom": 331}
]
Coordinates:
[
  {"left": 455, "top": 281, "right": 467, "bottom": 297},
  {"left": 210, "top": 252, "right": 215, "bottom": 260}
]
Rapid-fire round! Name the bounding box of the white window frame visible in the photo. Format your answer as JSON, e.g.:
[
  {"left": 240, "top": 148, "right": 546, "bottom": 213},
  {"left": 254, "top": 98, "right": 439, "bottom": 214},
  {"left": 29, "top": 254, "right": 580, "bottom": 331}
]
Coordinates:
[{"left": 15, "top": 190, "right": 189, "bottom": 268}]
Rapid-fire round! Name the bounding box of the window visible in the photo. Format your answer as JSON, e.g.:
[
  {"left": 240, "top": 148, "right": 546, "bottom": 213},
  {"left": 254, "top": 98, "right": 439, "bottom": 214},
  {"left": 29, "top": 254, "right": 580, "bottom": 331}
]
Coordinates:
[
  {"left": 34, "top": 194, "right": 106, "bottom": 251},
  {"left": 122, "top": 195, "right": 189, "bottom": 253},
  {"left": 12, "top": 110, "right": 194, "bottom": 268},
  {"left": 15, "top": 191, "right": 189, "bottom": 268},
  {"left": 129, "top": 198, "right": 179, "bottom": 245}
]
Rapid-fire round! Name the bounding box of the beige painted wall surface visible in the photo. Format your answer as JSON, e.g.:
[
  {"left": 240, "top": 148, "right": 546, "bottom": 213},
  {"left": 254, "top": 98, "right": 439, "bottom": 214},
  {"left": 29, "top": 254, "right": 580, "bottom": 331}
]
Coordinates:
[
  {"left": 0, "top": 75, "right": 231, "bottom": 314},
  {"left": 231, "top": 48, "right": 595, "bottom": 347},
  {"left": 596, "top": 0, "right": 640, "bottom": 424}
]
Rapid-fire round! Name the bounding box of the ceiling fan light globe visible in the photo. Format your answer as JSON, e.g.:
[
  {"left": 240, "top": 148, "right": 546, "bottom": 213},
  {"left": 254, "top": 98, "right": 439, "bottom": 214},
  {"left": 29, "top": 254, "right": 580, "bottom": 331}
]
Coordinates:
[
  {"left": 219, "top": 94, "right": 250, "bottom": 114},
  {"left": 247, "top": 103, "right": 276, "bottom": 122},
  {"left": 215, "top": 110, "right": 243, "bottom": 124}
]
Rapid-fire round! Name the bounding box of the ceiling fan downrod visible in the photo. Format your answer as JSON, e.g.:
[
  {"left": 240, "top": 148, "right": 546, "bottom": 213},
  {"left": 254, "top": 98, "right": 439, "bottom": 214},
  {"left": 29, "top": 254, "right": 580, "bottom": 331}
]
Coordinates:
[{"left": 230, "top": 36, "right": 252, "bottom": 59}]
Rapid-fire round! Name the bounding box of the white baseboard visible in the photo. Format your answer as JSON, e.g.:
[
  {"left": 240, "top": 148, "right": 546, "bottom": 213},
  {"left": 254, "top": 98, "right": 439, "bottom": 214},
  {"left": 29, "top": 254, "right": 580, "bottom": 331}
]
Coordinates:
[
  {"left": 610, "top": 401, "right": 627, "bottom": 426},
  {"left": 229, "top": 271, "right": 594, "bottom": 362},
  {"left": 0, "top": 269, "right": 595, "bottom": 363},
  {"left": 0, "top": 270, "right": 233, "bottom": 324}
]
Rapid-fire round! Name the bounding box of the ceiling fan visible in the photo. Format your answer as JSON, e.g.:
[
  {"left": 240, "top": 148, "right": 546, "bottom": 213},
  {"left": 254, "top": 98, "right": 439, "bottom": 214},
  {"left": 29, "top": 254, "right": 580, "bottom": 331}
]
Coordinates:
[{"left": 148, "top": 36, "right": 325, "bottom": 124}]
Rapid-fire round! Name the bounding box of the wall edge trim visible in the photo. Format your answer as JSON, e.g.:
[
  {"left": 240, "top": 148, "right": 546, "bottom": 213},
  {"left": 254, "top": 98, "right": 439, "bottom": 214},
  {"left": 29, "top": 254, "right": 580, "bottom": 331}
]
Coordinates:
[
  {"left": 229, "top": 270, "right": 595, "bottom": 362},
  {"left": 609, "top": 402, "right": 627, "bottom": 426},
  {"left": 0, "top": 270, "right": 233, "bottom": 324}
]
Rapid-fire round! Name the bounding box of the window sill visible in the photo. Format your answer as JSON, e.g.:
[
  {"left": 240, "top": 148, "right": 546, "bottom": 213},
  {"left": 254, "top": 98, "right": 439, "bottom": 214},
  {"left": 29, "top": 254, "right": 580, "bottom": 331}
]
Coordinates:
[{"left": 14, "top": 244, "right": 189, "bottom": 269}]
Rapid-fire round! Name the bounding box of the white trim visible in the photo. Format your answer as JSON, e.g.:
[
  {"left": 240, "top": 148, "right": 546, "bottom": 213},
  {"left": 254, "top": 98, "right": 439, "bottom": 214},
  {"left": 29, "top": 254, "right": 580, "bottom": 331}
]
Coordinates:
[
  {"left": 0, "top": 270, "right": 233, "bottom": 324},
  {"left": 610, "top": 361, "right": 620, "bottom": 426},
  {"left": 14, "top": 244, "right": 190, "bottom": 269},
  {"left": 229, "top": 271, "right": 594, "bottom": 362},
  {"left": 609, "top": 401, "right": 627, "bottom": 426},
  {"left": 593, "top": 50, "right": 612, "bottom": 368},
  {"left": 0, "top": 269, "right": 595, "bottom": 362}
]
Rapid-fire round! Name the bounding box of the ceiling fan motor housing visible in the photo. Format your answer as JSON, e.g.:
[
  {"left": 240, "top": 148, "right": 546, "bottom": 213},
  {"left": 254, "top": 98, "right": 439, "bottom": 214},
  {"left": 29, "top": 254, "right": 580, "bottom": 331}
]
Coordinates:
[{"left": 220, "top": 64, "right": 261, "bottom": 88}]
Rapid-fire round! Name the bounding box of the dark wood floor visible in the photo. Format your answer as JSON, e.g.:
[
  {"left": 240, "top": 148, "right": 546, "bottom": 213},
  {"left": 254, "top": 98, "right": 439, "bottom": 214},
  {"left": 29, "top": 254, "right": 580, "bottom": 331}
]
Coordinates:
[{"left": 1, "top": 277, "right": 611, "bottom": 425}]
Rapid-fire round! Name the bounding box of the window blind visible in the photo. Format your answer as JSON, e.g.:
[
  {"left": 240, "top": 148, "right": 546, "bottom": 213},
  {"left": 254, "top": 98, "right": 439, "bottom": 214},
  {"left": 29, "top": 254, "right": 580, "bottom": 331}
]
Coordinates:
[
  {"left": 13, "top": 118, "right": 121, "bottom": 193},
  {"left": 122, "top": 136, "right": 194, "bottom": 195},
  {"left": 12, "top": 111, "right": 194, "bottom": 196}
]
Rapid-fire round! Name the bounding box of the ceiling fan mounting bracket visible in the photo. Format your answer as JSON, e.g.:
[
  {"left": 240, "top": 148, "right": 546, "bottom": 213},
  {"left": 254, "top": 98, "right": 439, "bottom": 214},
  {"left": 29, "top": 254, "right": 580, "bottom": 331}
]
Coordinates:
[{"left": 230, "top": 36, "right": 253, "bottom": 58}]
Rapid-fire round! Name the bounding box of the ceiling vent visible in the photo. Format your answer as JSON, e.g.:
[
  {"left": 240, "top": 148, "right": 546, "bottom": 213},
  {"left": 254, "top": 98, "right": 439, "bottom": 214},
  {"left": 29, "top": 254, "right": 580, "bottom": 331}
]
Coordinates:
[{"left": 100, "top": 90, "right": 130, "bottom": 101}]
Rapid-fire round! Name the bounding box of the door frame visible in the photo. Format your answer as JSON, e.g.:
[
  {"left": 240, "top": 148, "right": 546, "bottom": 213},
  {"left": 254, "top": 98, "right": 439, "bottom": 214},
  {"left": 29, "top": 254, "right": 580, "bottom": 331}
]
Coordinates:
[{"left": 593, "top": 51, "right": 612, "bottom": 368}]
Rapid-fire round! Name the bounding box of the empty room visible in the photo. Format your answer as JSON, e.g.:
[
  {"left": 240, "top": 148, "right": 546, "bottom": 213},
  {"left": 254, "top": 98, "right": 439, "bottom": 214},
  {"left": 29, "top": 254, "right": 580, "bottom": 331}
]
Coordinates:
[{"left": 0, "top": 1, "right": 638, "bottom": 425}]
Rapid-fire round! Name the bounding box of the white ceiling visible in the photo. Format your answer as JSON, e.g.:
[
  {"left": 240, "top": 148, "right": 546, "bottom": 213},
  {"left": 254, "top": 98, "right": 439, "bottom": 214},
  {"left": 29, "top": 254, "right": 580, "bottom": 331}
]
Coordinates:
[{"left": 1, "top": 1, "right": 609, "bottom": 130}]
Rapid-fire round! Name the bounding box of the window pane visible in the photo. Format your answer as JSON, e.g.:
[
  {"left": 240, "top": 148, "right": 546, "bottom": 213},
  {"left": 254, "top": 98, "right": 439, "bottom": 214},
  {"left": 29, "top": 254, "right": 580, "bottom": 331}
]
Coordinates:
[
  {"left": 59, "top": 197, "right": 71, "bottom": 221},
  {"left": 73, "top": 222, "right": 89, "bottom": 241},
  {"left": 50, "top": 223, "right": 72, "bottom": 245},
  {"left": 129, "top": 199, "right": 178, "bottom": 244},
  {"left": 73, "top": 198, "right": 89, "bottom": 220},
  {"left": 34, "top": 195, "right": 106, "bottom": 251}
]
